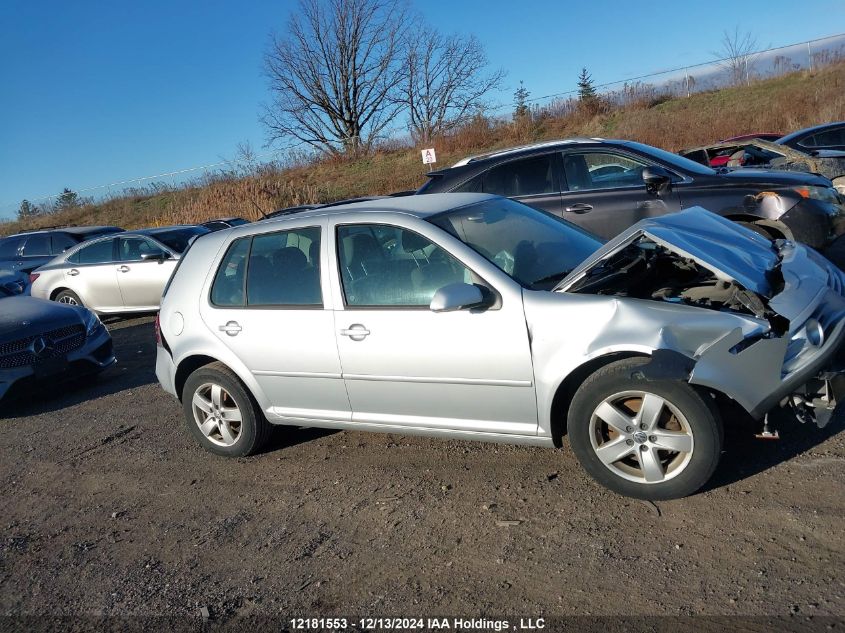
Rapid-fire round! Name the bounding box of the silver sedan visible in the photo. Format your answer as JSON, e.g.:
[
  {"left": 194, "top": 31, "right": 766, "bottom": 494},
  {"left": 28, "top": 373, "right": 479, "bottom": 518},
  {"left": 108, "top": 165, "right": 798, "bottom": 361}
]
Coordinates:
[
  {"left": 30, "top": 226, "right": 209, "bottom": 314},
  {"left": 154, "top": 193, "right": 845, "bottom": 500}
]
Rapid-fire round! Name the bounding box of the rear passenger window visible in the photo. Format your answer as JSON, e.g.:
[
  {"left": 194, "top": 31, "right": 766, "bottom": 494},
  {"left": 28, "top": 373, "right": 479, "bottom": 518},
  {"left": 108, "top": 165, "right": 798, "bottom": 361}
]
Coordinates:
[
  {"left": 211, "top": 238, "right": 250, "bottom": 306},
  {"left": 337, "top": 224, "right": 471, "bottom": 307},
  {"left": 22, "top": 234, "right": 51, "bottom": 256},
  {"left": 483, "top": 155, "right": 556, "bottom": 197},
  {"left": 210, "top": 227, "right": 322, "bottom": 308},
  {"left": 69, "top": 238, "right": 116, "bottom": 264}
]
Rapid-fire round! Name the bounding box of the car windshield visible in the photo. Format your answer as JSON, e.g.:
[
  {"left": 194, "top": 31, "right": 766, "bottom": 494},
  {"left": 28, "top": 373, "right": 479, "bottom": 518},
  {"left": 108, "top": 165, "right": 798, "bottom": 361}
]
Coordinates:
[
  {"left": 428, "top": 198, "right": 603, "bottom": 290},
  {"left": 623, "top": 141, "right": 717, "bottom": 176},
  {"left": 150, "top": 227, "right": 210, "bottom": 253}
]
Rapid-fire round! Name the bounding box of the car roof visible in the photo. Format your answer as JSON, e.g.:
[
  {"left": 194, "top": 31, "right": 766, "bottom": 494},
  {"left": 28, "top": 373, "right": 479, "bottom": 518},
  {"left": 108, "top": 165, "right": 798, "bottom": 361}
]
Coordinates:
[
  {"left": 134, "top": 225, "right": 207, "bottom": 236},
  {"left": 4, "top": 225, "right": 123, "bottom": 238},
  {"left": 451, "top": 138, "right": 607, "bottom": 167},
  {"left": 777, "top": 121, "right": 845, "bottom": 144},
  {"left": 258, "top": 193, "right": 495, "bottom": 226}
]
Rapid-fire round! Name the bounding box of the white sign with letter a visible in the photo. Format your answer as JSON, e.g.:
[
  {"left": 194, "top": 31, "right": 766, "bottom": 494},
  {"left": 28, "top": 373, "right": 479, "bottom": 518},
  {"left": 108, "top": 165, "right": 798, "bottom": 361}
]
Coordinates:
[{"left": 421, "top": 148, "right": 437, "bottom": 165}]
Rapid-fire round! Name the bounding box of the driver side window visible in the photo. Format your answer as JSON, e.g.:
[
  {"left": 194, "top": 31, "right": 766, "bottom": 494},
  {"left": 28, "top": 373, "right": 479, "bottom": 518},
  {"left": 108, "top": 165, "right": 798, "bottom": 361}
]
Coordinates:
[{"left": 337, "top": 224, "right": 472, "bottom": 307}]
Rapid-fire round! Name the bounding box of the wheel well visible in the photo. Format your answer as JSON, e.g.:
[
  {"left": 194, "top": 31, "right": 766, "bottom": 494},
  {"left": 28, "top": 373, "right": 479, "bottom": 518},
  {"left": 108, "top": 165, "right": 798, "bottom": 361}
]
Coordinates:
[
  {"left": 549, "top": 352, "right": 648, "bottom": 447},
  {"left": 174, "top": 355, "right": 219, "bottom": 402},
  {"left": 50, "top": 287, "right": 70, "bottom": 300},
  {"left": 724, "top": 215, "right": 788, "bottom": 239}
]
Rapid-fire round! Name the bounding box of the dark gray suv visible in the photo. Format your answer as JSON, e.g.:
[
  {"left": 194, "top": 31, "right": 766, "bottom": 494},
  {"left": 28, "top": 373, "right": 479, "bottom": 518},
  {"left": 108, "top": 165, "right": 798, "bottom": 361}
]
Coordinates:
[
  {"left": 0, "top": 226, "right": 125, "bottom": 274},
  {"left": 417, "top": 139, "right": 845, "bottom": 252}
]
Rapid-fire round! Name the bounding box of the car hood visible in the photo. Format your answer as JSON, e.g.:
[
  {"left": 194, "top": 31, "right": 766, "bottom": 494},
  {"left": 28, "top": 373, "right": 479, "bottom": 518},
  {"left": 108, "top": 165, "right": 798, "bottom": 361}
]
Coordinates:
[
  {"left": 715, "top": 168, "right": 831, "bottom": 187},
  {"left": 556, "top": 207, "right": 779, "bottom": 295},
  {"left": 0, "top": 296, "right": 85, "bottom": 339}
]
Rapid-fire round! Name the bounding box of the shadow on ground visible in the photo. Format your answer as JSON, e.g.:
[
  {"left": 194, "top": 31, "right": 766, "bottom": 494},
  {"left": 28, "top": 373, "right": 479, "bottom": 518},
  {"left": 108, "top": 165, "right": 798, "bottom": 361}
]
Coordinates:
[{"left": 704, "top": 401, "right": 845, "bottom": 492}]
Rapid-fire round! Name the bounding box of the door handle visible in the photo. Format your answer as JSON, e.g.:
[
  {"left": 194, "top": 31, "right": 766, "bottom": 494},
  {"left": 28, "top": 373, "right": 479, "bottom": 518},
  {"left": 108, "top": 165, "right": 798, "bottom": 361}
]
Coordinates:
[
  {"left": 218, "top": 321, "right": 242, "bottom": 336},
  {"left": 340, "top": 324, "right": 370, "bottom": 341},
  {"left": 565, "top": 203, "right": 593, "bottom": 214},
  {"left": 118, "top": 265, "right": 130, "bottom": 273},
  {"left": 67, "top": 269, "right": 80, "bottom": 276}
]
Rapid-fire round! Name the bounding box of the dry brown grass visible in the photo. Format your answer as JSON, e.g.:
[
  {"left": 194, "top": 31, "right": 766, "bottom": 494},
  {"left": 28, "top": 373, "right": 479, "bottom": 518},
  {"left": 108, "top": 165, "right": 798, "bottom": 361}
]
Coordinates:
[{"left": 4, "top": 63, "right": 845, "bottom": 236}]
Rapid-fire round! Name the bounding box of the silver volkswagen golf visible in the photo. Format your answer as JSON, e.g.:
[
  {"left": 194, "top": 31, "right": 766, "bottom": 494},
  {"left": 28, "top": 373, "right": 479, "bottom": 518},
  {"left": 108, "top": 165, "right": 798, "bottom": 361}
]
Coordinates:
[{"left": 155, "top": 193, "right": 845, "bottom": 499}]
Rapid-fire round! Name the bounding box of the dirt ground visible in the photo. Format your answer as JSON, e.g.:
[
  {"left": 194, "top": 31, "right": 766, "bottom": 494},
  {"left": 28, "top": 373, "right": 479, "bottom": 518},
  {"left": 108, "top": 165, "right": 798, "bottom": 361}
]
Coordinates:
[{"left": 1, "top": 316, "right": 843, "bottom": 630}]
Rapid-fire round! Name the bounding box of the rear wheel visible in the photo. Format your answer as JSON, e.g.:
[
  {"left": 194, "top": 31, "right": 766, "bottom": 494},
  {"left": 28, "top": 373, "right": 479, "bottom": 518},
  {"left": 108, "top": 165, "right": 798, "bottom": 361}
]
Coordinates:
[
  {"left": 567, "top": 358, "right": 722, "bottom": 500},
  {"left": 55, "top": 289, "right": 83, "bottom": 307},
  {"left": 182, "top": 362, "right": 270, "bottom": 457}
]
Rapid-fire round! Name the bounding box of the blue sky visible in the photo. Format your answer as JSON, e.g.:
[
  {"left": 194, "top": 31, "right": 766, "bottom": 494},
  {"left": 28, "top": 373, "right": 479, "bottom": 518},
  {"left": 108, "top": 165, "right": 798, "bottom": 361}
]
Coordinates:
[{"left": 1, "top": 0, "right": 843, "bottom": 218}]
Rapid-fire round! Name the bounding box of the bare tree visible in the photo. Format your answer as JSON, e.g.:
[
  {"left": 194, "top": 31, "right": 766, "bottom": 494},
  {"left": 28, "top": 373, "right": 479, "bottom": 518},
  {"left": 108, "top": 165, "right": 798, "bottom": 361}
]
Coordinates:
[
  {"left": 401, "top": 26, "right": 504, "bottom": 143},
  {"left": 714, "top": 28, "right": 758, "bottom": 86},
  {"left": 261, "top": 0, "right": 409, "bottom": 156}
]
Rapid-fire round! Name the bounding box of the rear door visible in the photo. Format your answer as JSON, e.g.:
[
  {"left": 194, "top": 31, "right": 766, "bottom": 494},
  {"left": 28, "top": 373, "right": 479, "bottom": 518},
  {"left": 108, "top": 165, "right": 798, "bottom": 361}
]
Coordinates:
[
  {"left": 66, "top": 238, "right": 123, "bottom": 311},
  {"left": 114, "top": 236, "right": 177, "bottom": 309},
  {"left": 559, "top": 150, "right": 681, "bottom": 239},
  {"left": 479, "top": 153, "right": 563, "bottom": 214},
  {"left": 199, "top": 219, "right": 351, "bottom": 423}
]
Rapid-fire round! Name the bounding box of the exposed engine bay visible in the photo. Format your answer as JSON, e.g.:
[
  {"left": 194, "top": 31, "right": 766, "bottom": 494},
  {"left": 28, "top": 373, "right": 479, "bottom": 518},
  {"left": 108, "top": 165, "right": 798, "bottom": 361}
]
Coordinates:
[{"left": 567, "top": 237, "right": 788, "bottom": 333}]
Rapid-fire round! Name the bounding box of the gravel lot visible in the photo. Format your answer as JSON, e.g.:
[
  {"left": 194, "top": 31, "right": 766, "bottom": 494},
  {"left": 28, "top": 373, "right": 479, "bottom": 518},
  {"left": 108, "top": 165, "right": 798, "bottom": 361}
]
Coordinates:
[{"left": 1, "top": 316, "right": 844, "bottom": 628}]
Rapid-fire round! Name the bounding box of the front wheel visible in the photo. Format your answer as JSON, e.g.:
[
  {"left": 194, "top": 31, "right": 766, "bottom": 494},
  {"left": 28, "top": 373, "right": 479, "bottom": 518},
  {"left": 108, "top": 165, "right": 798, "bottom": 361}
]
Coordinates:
[{"left": 567, "top": 358, "right": 722, "bottom": 500}]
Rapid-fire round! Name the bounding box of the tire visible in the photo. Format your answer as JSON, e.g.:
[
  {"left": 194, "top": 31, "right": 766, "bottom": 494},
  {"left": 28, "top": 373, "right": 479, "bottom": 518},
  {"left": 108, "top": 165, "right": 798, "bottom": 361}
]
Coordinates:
[
  {"left": 567, "top": 358, "right": 722, "bottom": 500},
  {"left": 55, "top": 289, "right": 84, "bottom": 307},
  {"left": 182, "top": 362, "right": 270, "bottom": 457},
  {"left": 737, "top": 221, "right": 774, "bottom": 240}
]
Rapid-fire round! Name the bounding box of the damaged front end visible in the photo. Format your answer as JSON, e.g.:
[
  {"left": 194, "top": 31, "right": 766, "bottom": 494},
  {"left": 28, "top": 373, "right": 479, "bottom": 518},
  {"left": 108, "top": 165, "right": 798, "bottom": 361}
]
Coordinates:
[{"left": 556, "top": 208, "right": 845, "bottom": 428}]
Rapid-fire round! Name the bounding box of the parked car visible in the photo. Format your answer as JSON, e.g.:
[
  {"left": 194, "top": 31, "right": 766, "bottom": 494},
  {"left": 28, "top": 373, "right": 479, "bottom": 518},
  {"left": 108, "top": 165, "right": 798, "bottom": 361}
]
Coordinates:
[
  {"left": 202, "top": 217, "right": 250, "bottom": 232},
  {"left": 679, "top": 138, "right": 845, "bottom": 195},
  {"left": 30, "top": 225, "right": 210, "bottom": 314},
  {"left": 0, "top": 288, "right": 115, "bottom": 400},
  {"left": 707, "top": 133, "right": 784, "bottom": 167},
  {"left": 777, "top": 121, "right": 845, "bottom": 153},
  {"left": 416, "top": 139, "right": 845, "bottom": 252},
  {"left": 0, "top": 226, "right": 125, "bottom": 274},
  {"left": 155, "top": 193, "right": 845, "bottom": 500},
  {"left": 0, "top": 269, "right": 28, "bottom": 296}
]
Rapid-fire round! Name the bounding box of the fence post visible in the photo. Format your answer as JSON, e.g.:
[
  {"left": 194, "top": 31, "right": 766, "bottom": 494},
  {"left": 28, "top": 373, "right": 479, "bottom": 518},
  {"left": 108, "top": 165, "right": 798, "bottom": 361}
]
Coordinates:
[
  {"left": 685, "top": 69, "right": 690, "bottom": 98},
  {"left": 808, "top": 41, "right": 813, "bottom": 71}
]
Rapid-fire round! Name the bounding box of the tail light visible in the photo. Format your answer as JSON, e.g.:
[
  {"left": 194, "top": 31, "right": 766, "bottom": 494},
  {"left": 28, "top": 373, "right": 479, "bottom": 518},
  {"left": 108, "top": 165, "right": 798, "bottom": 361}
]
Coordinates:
[
  {"left": 29, "top": 273, "right": 40, "bottom": 284},
  {"left": 154, "top": 313, "right": 162, "bottom": 346}
]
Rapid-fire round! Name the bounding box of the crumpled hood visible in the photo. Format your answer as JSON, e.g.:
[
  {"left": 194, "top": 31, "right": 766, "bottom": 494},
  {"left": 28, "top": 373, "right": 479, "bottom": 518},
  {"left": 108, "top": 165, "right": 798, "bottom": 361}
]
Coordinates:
[
  {"left": 0, "top": 296, "right": 84, "bottom": 339},
  {"left": 557, "top": 207, "right": 780, "bottom": 296}
]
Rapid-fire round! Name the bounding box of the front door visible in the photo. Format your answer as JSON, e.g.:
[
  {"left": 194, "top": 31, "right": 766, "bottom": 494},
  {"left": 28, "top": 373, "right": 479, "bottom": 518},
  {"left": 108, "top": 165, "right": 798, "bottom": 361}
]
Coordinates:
[
  {"left": 199, "top": 222, "right": 351, "bottom": 423},
  {"left": 559, "top": 150, "right": 682, "bottom": 239},
  {"left": 331, "top": 222, "right": 538, "bottom": 436},
  {"left": 114, "top": 236, "right": 177, "bottom": 309}
]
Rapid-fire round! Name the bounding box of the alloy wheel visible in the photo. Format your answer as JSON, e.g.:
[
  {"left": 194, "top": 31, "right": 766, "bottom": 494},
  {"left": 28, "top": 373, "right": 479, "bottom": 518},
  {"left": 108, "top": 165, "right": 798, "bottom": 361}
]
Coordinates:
[{"left": 588, "top": 390, "right": 694, "bottom": 484}]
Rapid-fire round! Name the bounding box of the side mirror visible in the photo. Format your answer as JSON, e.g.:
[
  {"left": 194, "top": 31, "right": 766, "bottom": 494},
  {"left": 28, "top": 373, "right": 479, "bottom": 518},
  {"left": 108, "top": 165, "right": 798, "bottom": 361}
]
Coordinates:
[
  {"left": 642, "top": 165, "right": 673, "bottom": 195},
  {"left": 430, "top": 283, "right": 485, "bottom": 313},
  {"left": 141, "top": 251, "right": 170, "bottom": 262}
]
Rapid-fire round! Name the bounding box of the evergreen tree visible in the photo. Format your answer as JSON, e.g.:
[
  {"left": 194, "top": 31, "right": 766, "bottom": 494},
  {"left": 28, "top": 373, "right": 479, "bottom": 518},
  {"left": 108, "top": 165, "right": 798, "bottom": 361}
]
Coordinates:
[
  {"left": 577, "top": 67, "right": 598, "bottom": 102},
  {"left": 513, "top": 81, "right": 530, "bottom": 120},
  {"left": 17, "top": 199, "right": 38, "bottom": 219},
  {"left": 54, "top": 188, "right": 80, "bottom": 213}
]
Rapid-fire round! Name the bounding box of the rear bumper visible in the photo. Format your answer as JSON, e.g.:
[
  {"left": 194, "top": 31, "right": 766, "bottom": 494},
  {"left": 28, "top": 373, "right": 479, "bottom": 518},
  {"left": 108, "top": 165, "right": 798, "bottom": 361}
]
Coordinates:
[{"left": 155, "top": 345, "right": 178, "bottom": 399}]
